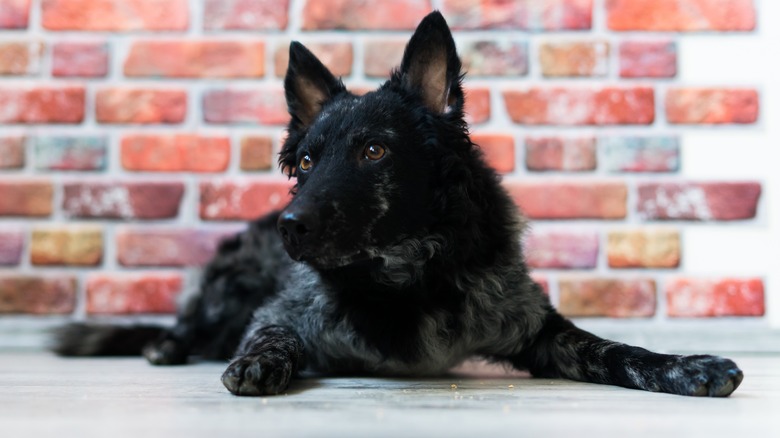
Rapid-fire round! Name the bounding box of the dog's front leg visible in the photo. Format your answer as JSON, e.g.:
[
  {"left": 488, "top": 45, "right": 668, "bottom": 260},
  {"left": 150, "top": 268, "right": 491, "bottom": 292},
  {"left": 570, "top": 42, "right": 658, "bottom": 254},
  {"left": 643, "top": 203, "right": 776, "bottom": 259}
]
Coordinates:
[
  {"left": 510, "top": 310, "right": 744, "bottom": 397},
  {"left": 221, "top": 325, "right": 303, "bottom": 396}
]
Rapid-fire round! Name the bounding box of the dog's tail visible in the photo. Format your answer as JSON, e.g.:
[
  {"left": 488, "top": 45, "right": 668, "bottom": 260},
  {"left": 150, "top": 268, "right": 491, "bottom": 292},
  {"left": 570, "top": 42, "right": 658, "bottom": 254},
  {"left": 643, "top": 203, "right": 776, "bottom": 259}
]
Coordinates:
[{"left": 50, "top": 323, "right": 165, "bottom": 357}]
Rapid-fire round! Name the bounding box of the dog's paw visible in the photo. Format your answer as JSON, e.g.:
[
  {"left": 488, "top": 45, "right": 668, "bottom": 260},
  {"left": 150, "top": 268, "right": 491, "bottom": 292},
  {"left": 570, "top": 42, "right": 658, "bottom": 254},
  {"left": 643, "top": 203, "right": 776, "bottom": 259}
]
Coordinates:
[
  {"left": 661, "top": 355, "right": 744, "bottom": 397},
  {"left": 221, "top": 352, "right": 294, "bottom": 396},
  {"left": 143, "top": 338, "right": 188, "bottom": 366}
]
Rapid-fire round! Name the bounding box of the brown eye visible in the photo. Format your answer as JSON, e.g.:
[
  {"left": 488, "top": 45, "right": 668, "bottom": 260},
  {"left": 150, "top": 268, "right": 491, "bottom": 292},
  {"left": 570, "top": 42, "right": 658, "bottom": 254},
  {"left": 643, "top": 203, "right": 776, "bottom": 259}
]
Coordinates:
[
  {"left": 364, "top": 144, "right": 386, "bottom": 161},
  {"left": 299, "top": 154, "right": 313, "bottom": 172}
]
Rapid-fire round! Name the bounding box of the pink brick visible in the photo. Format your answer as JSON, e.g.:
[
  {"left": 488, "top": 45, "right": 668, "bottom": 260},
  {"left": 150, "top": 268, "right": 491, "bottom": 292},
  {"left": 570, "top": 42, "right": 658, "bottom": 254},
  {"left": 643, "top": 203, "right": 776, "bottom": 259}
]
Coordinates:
[
  {"left": 619, "top": 41, "right": 677, "bottom": 78},
  {"left": 204, "top": 0, "right": 289, "bottom": 30},
  {"left": 465, "top": 88, "right": 490, "bottom": 125},
  {"left": 0, "top": 137, "right": 25, "bottom": 169},
  {"left": 0, "top": 181, "right": 53, "bottom": 217},
  {"left": 303, "top": 0, "right": 432, "bottom": 30},
  {"left": 363, "top": 40, "right": 406, "bottom": 78},
  {"left": 200, "top": 179, "right": 293, "bottom": 220},
  {"left": 539, "top": 41, "right": 609, "bottom": 77},
  {"left": 116, "top": 227, "right": 242, "bottom": 266},
  {"left": 505, "top": 180, "right": 627, "bottom": 219},
  {"left": 96, "top": 88, "right": 187, "bottom": 124},
  {"left": 275, "top": 42, "right": 352, "bottom": 78},
  {"left": 63, "top": 181, "right": 184, "bottom": 219},
  {"left": 638, "top": 182, "right": 761, "bottom": 221},
  {"left": 504, "top": 88, "right": 655, "bottom": 125},
  {"left": 559, "top": 278, "right": 657, "bottom": 318},
  {"left": 0, "top": 87, "right": 85, "bottom": 124},
  {"left": 0, "top": 229, "right": 24, "bottom": 266},
  {"left": 666, "top": 278, "right": 764, "bottom": 317},
  {"left": 607, "top": 0, "right": 755, "bottom": 31},
  {"left": 125, "top": 41, "right": 265, "bottom": 78},
  {"left": 666, "top": 88, "right": 759, "bottom": 124},
  {"left": 203, "top": 89, "right": 288, "bottom": 125},
  {"left": 471, "top": 133, "right": 515, "bottom": 174},
  {"left": 601, "top": 137, "right": 679, "bottom": 173},
  {"left": 443, "top": 0, "right": 592, "bottom": 30},
  {"left": 121, "top": 134, "right": 230, "bottom": 172},
  {"left": 460, "top": 41, "right": 528, "bottom": 77},
  {"left": 0, "top": 42, "right": 43, "bottom": 75},
  {"left": 0, "top": 274, "right": 76, "bottom": 314},
  {"left": 52, "top": 42, "right": 108, "bottom": 77},
  {"left": 42, "top": 0, "right": 188, "bottom": 31},
  {"left": 525, "top": 230, "right": 599, "bottom": 269},
  {"left": 525, "top": 137, "right": 596, "bottom": 171},
  {"left": 0, "top": 0, "right": 30, "bottom": 29},
  {"left": 86, "top": 273, "right": 182, "bottom": 315}
]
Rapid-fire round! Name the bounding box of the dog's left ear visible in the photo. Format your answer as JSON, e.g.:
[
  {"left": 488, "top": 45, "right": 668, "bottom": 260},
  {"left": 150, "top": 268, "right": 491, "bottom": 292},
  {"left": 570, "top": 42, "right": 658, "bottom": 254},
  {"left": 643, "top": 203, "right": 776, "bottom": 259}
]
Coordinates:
[{"left": 396, "top": 11, "right": 463, "bottom": 114}]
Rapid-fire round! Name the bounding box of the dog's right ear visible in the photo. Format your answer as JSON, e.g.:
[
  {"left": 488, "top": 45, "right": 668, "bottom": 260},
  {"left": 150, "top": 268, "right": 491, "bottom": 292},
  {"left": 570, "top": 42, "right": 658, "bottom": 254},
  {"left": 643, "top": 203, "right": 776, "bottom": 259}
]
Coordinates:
[{"left": 284, "top": 42, "right": 345, "bottom": 129}]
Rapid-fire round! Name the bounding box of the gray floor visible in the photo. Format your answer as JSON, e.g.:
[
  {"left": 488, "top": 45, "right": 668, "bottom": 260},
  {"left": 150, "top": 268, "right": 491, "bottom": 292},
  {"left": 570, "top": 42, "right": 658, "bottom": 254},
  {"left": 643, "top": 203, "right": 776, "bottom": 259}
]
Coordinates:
[{"left": 1, "top": 352, "right": 778, "bottom": 438}]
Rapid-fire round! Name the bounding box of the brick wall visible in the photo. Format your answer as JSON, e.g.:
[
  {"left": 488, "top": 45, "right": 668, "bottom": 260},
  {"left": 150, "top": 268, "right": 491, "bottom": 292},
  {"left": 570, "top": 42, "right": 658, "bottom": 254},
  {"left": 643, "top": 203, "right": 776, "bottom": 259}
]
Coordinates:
[{"left": 0, "top": 0, "right": 770, "bottom": 337}]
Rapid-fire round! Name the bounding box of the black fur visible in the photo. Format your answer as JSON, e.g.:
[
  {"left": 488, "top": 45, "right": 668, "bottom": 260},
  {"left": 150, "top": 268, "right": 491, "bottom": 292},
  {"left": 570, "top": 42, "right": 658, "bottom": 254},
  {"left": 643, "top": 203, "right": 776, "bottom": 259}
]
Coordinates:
[{"left": 52, "top": 12, "right": 743, "bottom": 398}]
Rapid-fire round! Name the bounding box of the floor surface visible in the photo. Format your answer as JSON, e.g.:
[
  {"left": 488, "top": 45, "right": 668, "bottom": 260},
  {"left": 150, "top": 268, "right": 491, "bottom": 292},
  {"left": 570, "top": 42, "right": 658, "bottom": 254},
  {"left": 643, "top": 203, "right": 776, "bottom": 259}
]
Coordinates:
[{"left": 1, "top": 352, "right": 778, "bottom": 437}]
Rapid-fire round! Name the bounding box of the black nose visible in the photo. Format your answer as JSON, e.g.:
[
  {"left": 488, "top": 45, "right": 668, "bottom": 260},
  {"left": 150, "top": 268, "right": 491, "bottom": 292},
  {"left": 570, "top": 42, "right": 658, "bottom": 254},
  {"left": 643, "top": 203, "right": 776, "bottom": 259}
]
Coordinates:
[{"left": 277, "top": 209, "right": 320, "bottom": 257}]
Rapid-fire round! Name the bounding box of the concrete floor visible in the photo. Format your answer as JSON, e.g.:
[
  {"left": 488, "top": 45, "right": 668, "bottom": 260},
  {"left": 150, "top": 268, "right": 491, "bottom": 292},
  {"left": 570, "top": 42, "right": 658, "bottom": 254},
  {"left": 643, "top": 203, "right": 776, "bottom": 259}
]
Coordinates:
[{"left": 1, "top": 353, "right": 778, "bottom": 438}]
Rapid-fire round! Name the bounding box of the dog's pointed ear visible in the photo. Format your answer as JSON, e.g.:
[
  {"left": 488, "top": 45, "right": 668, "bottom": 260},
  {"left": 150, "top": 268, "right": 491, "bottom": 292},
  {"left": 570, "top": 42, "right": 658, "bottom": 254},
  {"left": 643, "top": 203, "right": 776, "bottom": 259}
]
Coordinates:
[
  {"left": 396, "top": 11, "right": 463, "bottom": 114},
  {"left": 285, "top": 42, "right": 345, "bottom": 128}
]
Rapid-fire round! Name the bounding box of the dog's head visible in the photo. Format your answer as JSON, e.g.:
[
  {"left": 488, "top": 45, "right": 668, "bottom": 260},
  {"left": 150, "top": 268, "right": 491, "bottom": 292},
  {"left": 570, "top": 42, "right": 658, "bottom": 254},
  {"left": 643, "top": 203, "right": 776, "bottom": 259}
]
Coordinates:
[{"left": 277, "top": 11, "right": 467, "bottom": 271}]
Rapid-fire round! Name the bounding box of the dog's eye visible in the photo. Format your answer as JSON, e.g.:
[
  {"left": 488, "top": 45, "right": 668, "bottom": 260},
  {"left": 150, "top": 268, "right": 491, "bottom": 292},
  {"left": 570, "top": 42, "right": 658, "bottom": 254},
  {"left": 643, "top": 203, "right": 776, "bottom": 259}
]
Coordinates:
[
  {"left": 299, "top": 155, "right": 313, "bottom": 172},
  {"left": 364, "top": 145, "right": 386, "bottom": 161}
]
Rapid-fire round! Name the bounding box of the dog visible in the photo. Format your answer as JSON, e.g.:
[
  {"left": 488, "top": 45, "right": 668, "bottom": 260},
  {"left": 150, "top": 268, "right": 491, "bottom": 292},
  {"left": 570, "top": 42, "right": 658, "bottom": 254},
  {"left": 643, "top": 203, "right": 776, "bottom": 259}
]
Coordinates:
[{"left": 53, "top": 11, "right": 743, "bottom": 398}]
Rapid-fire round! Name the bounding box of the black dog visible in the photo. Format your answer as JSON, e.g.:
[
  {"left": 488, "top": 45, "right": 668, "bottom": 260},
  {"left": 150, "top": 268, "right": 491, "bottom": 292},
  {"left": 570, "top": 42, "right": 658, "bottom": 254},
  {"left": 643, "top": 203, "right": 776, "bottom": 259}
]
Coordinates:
[{"left": 54, "top": 12, "right": 743, "bottom": 398}]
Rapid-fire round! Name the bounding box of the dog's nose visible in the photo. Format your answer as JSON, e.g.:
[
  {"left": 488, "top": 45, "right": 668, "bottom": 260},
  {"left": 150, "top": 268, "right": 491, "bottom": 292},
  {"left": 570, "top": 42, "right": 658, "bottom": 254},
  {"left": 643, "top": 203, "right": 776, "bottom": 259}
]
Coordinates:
[{"left": 277, "top": 210, "right": 320, "bottom": 256}]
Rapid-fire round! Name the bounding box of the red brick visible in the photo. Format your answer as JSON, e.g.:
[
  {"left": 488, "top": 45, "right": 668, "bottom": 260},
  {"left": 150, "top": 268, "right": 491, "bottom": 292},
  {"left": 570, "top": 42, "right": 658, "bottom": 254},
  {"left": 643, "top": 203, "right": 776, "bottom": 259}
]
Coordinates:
[
  {"left": 0, "top": 42, "right": 43, "bottom": 75},
  {"left": 30, "top": 226, "right": 103, "bottom": 266},
  {"left": 638, "top": 182, "right": 761, "bottom": 221},
  {"left": 601, "top": 137, "right": 679, "bottom": 173},
  {"left": 42, "top": 0, "right": 188, "bottom": 31},
  {"left": 0, "top": 87, "right": 85, "bottom": 124},
  {"left": 460, "top": 41, "right": 528, "bottom": 77},
  {"left": 63, "top": 182, "right": 184, "bottom": 219},
  {"left": 0, "top": 275, "right": 76, "bottom": 314},
  {"left": 303, "top": 0, "right": 431, "bottom": 30},
  {"left": 0, "top": 181, "right": 52, "bottom": 216},
  {"left": 275, "top": 42, "right": 352, "bottom": 78},
  {"left": 241, "top": 136, "right": 274, "bottom": 171},
  {"left": 117, "top": 227, "right": 242, "bottom": 266},
  {"left": 200, "top": 179, "right": 293, "bottom": 220},
  {"left": 666, "top": 88, "right": 758, "bottom": 124},
  {"left": 0, "top": 137, "right": 25, "bottom": 169},
  {"left": 121, "top": 134, "right": 230, "bottom": 172},
  {"left": 666, "top": 278, "right": 764, "bottom": 317},
  {"left": 525, "top": 137, "right": 596, "bottom": 171},
  {"left": 86, "top": 273, "right": 182, "bottom": 315},
  {"left": 539, "top": 42, "right": 608, "bottom": 77},
  {"left": 559, "top": 278, "right": 656, "bottom": 318},
  {"left": 443, "top": 0, "right": 592, "bottom": 30},
  {"left": 0, "top": 229, "right": 24, "bottom": 266},
  {"left": 525, "top": 230, "right": 598, "bottom": 269},
  {"left": 465, "top": 88, "right": 490, "bottom": 125},
  {"left": 619, "top": 41, "right": 676, "bottom": 78},
  {"left": 607, "top": 229, "right": 680, "bottom": 268},
  {"left": 52, "top": 42, "right": 108, "bottom": 77},
  {"left": 506, "top": 180, "right": 627, "bottom": 220},
  {"left": 607, "top": 0, "right": 755, "bottom": 31},
  {"left": 504, "top": 88, "right": 654, "bottom": 126},
  {"left": 471, "top": 134, "right": 514, "bottom": 174},
  {"left": 204, "top": 0, "right": 289, "bottom": 30},
  {"left": 33, "top": 136, "right": 107, "bottom": 171},
  {"left": 203, "top": 89, "right": 288, "bottom": 125},
  {"left": 363, "top": 40, "right": 406, "bottom": 78},
  {"left": 0, "top": 0, "right": 30, "bottom": 29},
  {"left": 96, "top": 88, "right": 186, "bottom": 124},
  {"left": 125, "top": 41, "right": 265, "bottom": 78}
]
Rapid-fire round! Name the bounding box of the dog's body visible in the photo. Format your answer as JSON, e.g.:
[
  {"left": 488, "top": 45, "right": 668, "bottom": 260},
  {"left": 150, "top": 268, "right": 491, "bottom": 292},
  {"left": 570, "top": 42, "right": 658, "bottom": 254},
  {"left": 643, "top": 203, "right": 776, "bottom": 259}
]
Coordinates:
[{"left": 54, "top": 12, "right": 743, "bottom": 398}]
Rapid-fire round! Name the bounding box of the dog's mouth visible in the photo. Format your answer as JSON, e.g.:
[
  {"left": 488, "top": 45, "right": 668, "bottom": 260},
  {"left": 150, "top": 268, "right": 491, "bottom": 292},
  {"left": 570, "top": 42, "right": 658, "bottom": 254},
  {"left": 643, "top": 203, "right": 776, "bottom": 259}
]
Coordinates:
[{"left": 295, "top": 249, "right": 374, "bottom": 270}]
